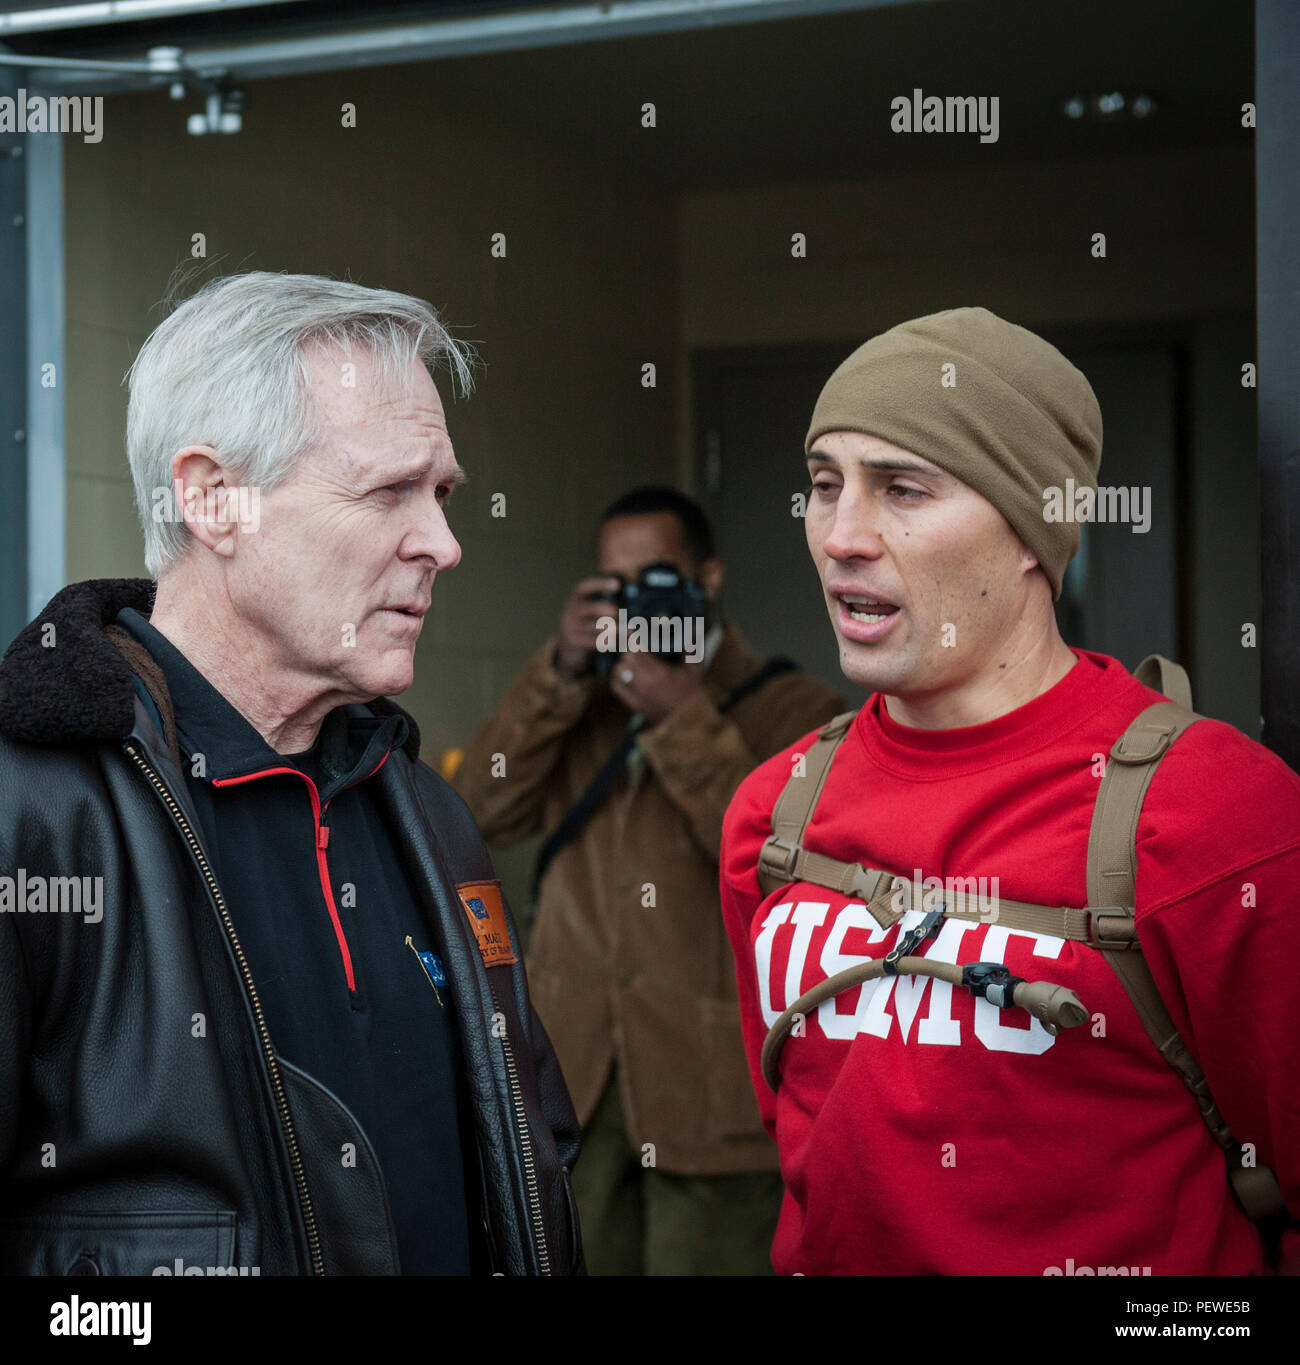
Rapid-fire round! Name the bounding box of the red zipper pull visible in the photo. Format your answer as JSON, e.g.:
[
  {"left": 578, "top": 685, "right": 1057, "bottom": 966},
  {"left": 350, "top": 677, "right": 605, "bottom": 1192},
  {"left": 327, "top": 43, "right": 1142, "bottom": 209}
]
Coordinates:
[{"left": 317, "top": 825, "right": 330, "bottom": 850}]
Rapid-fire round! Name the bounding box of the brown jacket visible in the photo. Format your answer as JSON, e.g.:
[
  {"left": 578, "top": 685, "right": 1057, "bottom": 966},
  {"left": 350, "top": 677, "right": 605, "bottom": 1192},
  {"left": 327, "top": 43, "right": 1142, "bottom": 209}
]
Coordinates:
[{"left": 453, "top": 623, "right": 844, "bottom": 1174}]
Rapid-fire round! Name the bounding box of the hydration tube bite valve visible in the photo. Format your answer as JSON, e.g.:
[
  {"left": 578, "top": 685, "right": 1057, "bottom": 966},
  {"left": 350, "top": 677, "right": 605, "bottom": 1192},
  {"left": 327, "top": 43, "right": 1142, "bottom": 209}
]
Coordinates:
[{"left": 961, "top": 961, "right": 1088, "bottom": 1035}]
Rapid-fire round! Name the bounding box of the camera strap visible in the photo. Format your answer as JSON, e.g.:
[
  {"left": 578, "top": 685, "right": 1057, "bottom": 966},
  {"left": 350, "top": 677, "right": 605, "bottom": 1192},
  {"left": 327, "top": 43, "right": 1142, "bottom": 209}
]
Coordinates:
[{"left": 530, "top": 655, "right": 796, "bottom": 898}]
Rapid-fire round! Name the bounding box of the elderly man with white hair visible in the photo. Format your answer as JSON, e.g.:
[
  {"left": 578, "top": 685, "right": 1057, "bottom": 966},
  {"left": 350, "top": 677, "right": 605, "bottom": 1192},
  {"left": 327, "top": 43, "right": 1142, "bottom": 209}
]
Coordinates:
[{"left": 0, "top": 272, "right": 583, "bottom": 1276}]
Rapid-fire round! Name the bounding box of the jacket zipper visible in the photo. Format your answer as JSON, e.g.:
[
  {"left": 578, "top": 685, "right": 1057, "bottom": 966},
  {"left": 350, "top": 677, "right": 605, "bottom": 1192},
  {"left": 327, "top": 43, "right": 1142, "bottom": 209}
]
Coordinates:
[
  {"left": 487, "top": 982, "right": 550, "bottom": 1275},
  {"left": 124, "top": 744, "right": 326, "bottom": 1276}
]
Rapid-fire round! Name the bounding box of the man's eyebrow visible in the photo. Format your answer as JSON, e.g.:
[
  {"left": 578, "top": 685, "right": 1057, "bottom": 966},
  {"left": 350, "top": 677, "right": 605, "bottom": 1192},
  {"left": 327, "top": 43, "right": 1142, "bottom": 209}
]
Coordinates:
[
  {"left": 362, "top": 458, "right": 469, "bottom": 485},
  {"left": 806, "top": 448, "right": 940, "bottom": 477}
]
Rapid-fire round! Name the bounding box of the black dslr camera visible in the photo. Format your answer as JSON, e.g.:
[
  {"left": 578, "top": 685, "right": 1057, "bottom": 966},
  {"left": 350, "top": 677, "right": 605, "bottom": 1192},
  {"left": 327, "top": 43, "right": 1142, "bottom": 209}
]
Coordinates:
[{"left": 590, "top": 561, "right": 710, "bottom": 678}]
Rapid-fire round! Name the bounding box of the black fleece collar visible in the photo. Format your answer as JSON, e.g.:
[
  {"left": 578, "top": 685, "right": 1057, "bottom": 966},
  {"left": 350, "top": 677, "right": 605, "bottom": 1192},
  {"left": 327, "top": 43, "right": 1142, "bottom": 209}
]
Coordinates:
[{"left": 0, "top": 578, "right": 422, "bottom": 761}]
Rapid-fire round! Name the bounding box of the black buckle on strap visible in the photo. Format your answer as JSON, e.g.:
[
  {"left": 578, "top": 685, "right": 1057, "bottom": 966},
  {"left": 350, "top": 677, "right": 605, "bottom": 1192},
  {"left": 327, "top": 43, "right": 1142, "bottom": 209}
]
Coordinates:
[{"left": 883, "top": 908, "right": 944, "bottom": 974}]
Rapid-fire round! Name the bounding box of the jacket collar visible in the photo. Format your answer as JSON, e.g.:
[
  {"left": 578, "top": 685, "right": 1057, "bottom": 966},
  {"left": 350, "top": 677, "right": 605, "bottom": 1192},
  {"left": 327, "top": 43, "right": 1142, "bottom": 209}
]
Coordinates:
[{"left": 0, "top": 577, "right": 421, "bottom": 761}]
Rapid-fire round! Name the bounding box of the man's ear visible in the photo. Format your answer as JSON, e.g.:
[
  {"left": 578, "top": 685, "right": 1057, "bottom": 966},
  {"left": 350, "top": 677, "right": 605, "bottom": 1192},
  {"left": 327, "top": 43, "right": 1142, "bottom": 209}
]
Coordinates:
[
  {"left": 169, "top": 446, "right": 239, "bottom": 558},
  {"left": 698, "top": 557, "right": 725, "bottom": 598},
  {"left": 1014, "top": 537, "right": 1059, "bottom": 603},
  {"left": 1011, "top": 528, "right": 1041, "bottom": 579}
]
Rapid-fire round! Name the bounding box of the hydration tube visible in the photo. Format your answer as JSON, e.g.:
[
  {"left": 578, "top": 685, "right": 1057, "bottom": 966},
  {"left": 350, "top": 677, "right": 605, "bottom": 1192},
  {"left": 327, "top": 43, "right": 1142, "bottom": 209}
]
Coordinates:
[{"left": 760, "top": 909, "right": 1088, "bottom": 1091}]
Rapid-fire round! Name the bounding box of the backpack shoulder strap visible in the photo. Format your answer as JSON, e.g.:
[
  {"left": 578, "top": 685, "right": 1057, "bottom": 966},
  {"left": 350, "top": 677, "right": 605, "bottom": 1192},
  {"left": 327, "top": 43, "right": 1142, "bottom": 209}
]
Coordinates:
[
  {"left": 772, "top": 709, "right": 857, "bottom": 843},
  {"left": 1087, "top": 698, "right": 1285, "bottom": 1219},
  {"left": 1087, "top": 700, "right": 1203, "bottom": 921},
  {"left": 757, "top": 710, "right": 865, "bottom": 899},
  {"left": 1133, "top": 653, "right": 1193, "bottom": 710}
]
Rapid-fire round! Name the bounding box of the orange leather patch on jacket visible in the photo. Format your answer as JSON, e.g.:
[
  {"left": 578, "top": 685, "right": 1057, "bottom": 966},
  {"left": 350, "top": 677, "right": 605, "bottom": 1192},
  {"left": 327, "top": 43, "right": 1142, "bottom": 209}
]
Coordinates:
[{"left": 456, "top": 880, "right": 518, "bottom": 968}]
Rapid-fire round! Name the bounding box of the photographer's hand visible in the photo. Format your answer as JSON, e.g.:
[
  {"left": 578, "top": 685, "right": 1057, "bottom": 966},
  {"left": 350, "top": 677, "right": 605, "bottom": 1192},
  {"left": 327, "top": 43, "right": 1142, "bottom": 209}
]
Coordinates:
[
  {"left": 555, "top": 576, "right": 622, "bottom": 681},
  {"left": 608, "top": 650, "right": 705, "bottom": 724}
]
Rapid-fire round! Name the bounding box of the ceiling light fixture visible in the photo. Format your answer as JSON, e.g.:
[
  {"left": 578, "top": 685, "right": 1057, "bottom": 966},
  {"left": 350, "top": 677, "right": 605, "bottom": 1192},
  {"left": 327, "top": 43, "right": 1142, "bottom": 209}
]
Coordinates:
[{"left": 1063, "top": 91, "right": 1158, "bottom": 123}]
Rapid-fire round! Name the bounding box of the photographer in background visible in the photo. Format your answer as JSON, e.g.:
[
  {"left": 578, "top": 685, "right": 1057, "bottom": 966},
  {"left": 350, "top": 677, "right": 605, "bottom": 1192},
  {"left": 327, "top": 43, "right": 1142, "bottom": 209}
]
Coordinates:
[{"left": 454, "top": 487, "right": 843, "bottom": 1275}]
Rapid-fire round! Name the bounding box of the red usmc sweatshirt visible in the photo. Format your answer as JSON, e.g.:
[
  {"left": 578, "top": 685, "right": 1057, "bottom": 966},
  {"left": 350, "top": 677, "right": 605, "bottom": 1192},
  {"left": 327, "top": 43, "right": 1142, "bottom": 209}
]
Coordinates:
[{"left": 720, "top": 650, "right": 1300, "bottom": 1275}]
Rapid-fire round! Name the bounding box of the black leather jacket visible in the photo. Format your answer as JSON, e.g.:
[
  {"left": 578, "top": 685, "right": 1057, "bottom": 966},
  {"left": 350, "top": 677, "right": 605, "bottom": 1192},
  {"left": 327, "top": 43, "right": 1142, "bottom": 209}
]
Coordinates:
[{"left": 0, "top": 580, "right": 583, "bottom": 1275}]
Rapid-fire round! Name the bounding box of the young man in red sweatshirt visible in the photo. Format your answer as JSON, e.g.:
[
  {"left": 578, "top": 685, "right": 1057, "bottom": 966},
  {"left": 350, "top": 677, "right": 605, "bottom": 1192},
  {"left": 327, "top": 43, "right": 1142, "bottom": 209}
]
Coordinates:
[{"left": 720, "top": 306, "right": 1300, "bottom": 1276}]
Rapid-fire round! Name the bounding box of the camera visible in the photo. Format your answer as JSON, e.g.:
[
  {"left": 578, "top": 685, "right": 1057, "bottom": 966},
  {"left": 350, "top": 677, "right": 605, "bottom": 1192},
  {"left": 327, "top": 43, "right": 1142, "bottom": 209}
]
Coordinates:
[{"left": 590, "top": 561, "right": 710, "bottom": 677}]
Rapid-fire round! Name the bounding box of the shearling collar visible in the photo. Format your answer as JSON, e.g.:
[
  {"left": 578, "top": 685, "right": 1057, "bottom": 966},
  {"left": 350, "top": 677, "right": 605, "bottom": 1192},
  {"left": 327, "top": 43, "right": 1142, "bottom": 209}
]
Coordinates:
[{"left": 0, "top": 577, "right": 421, "bottom": 760}]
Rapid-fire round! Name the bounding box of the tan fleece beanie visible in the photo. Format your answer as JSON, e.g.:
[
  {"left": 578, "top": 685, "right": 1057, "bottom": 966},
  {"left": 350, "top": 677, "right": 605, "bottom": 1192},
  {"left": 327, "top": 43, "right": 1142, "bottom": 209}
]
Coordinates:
[{"left": 805, "top": 306, "right": 1102, "bottom": 599}]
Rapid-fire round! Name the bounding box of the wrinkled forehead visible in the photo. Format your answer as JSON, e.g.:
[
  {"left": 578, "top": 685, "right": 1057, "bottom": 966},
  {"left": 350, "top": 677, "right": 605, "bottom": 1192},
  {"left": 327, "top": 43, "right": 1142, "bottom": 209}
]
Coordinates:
[{"left": 297, "top": 341, "right": 455, "bottom": 475}]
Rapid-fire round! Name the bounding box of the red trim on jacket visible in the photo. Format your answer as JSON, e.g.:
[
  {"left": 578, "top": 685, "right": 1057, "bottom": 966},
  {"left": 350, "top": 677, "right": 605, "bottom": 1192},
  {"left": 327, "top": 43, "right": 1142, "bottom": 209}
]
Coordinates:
[{"left": 212, "top": 766, "right": 356, "bottom": 993}]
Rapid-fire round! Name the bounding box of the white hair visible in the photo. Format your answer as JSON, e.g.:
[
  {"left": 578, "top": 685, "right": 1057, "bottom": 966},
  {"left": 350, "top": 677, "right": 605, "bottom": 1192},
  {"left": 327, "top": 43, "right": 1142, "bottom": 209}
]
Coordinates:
[{"left": 125, "top": 271, "right": 475, "bottom": 576}]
